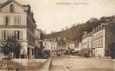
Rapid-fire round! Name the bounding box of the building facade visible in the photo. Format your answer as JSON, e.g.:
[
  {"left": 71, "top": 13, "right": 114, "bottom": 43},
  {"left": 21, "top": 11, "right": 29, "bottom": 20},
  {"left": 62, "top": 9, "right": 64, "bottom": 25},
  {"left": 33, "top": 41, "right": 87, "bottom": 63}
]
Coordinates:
[
  {"left": 80, "top": 23, "right": 113, "bottom": 57},
  {"left": 78, "top": 42, "right": 82, "bottom": 54},
  {"left": 80, "top": 32, "right": 92, "bottom": 56},
  {"left": 82, "top": 32, "right": 92, "bottom": 49},
  {"left": 43, "top": 39, "right": 57, "bottom": 56},
  {"left": 92, "top": 23, "right": 110, "bottom": 57},
  {"left": 66, "top": 42, "right": 76, "bottom": 50},
  {"left": 0, "top": 0, "right": 36, "bottom": 59},
  {"left": 34, "top": 29, "right": 43, "bottom": 58}
]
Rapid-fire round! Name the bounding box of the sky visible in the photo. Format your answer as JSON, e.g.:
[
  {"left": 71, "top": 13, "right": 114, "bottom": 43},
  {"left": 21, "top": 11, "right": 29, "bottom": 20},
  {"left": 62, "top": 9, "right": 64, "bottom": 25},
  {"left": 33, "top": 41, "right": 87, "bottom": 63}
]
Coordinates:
[{"left": 1, "top": 0, "right": 115, "bottom": 33}]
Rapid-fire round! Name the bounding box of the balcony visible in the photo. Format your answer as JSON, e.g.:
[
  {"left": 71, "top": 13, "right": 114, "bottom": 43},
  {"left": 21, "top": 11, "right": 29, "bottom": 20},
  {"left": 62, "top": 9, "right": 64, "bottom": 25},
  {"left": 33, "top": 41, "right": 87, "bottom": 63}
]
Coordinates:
[{"left": 0, "top": 25, "right": 27, "bottom": 28}]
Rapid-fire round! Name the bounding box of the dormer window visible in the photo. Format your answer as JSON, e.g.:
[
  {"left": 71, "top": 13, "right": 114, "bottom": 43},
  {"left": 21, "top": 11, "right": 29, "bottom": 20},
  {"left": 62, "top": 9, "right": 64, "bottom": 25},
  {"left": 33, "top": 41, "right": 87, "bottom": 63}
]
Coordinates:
[{"left": 10, "top": 4, "right": 15, "bottom": 12}]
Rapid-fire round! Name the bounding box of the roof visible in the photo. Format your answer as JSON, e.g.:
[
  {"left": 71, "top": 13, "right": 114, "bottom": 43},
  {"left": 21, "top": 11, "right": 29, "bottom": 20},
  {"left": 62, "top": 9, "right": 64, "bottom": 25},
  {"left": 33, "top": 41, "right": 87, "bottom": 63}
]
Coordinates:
[
  {"left": 0, "top": 0, "right": 36, "bottom": 23},
  {"left": 0, "top": 0, "right": 28, "bottom": 11}
]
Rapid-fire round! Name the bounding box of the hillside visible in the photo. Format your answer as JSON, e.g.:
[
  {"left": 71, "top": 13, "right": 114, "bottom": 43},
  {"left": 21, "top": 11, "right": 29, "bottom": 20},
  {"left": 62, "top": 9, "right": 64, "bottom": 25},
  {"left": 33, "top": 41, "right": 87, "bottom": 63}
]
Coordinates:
[{"left": 44, "top": 15, "right": 115, "bottom": 42}]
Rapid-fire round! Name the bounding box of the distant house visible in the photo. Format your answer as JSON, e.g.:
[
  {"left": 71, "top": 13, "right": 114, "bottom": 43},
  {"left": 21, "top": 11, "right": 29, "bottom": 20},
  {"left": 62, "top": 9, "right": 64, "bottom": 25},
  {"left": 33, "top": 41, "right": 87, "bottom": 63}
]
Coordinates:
[
  {"left": 66, "top": 42, "right": 76, "bottom": 51},
  {"left": 81, "top": 31, "right": 92, "bottom": 56},
  {"left": 43, "top": 39, "right": 57, "bottom": 56},
  {"left": 81, "top": 32, "right": 92, "bottom": 49}
]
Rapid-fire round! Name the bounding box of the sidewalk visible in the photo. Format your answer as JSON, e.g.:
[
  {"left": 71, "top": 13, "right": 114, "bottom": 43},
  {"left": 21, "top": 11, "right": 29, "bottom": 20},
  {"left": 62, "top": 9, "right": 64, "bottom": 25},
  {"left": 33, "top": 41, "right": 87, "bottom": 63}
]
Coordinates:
[
  {"left": 49, "top": 57, "right": 69, "bottom": 71},
  {"left": 38, "top": 59, "right": 52, "bottom": 71}
]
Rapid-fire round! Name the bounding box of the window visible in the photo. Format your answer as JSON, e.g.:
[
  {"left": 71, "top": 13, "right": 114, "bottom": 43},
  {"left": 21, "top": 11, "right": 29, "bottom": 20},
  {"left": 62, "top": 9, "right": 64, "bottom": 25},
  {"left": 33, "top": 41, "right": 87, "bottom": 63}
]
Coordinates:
[
  {"left": 96, "top": 34, "right": 98, "bottom": 38},
  {"left": 101, "top": 32, "right": 103, "bottom": 36},
  {"left": 16, "top": 68, "right": 19, "bottom": 71},
  {"left": 93, "top": 36, "right": 95, "bottom": 40},
  {"left": 32, "top": 49, "right": 34, "bottom": 55},
  {"left": 87, "top": 44, "right": 89, "bottom": 48},
  {"left": 67, "top": 44, "right": 69, "bottom": 46},
  {"left": 10, "top": 4, "right": 15, "bottom": 12},
  {"left": 44, "top": 43, "right": 46, "bottom": 45},
  {"left": 4, "top": 30, "right": 6, "bottom": 40},
  {"left": 20, "top": 31, "right": 23, "bottom": 39},
  {"left": 14, "top": 16, "right": 21, "bottom": 25},
  {"left": 51, "top": 42, "right": 53, "bottom": 45},
  {"left": 98, "top": 40, "right": 100, "bottom": 45},
  {"left": 4, "top": 16, "right": 9, "bottom": 25},
  {"left": 100, "top": 39, "right": 103, "bottom": 45},
  {"left": 87, "top": 39, "right": 89, "bottom": 42},
  {"left": 14, "top": 31, "right": 20, "bottom": 39},
  {"left": 99, "top": 33, "right": 101, "bottom": 37}
]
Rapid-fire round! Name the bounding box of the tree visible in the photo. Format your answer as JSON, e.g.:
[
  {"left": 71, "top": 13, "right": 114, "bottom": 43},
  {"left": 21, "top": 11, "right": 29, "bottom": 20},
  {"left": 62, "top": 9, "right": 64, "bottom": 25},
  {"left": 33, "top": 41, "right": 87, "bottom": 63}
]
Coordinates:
[{"left": 1, "top": 35, "right": 21, "bottom": 58}]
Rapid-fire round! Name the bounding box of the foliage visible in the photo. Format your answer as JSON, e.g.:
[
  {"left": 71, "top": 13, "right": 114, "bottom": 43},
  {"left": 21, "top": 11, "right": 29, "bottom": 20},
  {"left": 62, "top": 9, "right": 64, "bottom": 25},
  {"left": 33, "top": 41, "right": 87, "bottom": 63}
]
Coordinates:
[
  {"left": 1, "top": 35, "right": 21, "bottom": 58},
  {"left": 45, "top": 15, "right": 115, "bottom": 42}
]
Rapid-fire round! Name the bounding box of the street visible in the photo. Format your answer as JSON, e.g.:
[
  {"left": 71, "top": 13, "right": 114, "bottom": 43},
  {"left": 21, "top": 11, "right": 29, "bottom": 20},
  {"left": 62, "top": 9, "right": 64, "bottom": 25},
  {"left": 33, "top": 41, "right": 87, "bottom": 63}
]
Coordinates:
[
  {"left": 0, "top": 55, "right": 115, "bottom": 71},
  {"left": 49, "top": 57, "right": 69, "bottom": 71},
  {"left": 59, "top": 55, "right": 115, "bottom": 71}
]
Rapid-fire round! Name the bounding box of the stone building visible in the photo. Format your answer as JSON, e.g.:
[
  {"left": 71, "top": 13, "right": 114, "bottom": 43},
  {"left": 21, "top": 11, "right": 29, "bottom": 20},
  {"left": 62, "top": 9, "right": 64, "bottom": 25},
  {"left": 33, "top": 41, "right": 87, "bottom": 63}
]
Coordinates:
[{"left": 0, "top": 0, "right": 36, "bottom": 59}]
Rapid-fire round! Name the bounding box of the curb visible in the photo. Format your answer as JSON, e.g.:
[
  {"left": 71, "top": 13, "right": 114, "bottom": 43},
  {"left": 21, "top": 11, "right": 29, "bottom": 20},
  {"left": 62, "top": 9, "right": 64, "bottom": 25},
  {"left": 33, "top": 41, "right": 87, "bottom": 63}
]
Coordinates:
[
  {"left": 58, "top": 59, "right": 70, "bottom": 71},
  {"left": 38, "top": 59, "right": 52, "bottom": 71}
]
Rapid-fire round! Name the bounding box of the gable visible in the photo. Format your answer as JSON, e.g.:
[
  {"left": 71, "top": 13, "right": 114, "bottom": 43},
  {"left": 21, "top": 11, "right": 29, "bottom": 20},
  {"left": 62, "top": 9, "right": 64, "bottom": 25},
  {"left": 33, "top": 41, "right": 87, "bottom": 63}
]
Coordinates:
[{"left": 0, "top": 1, "right": 26, "bottom": 13}]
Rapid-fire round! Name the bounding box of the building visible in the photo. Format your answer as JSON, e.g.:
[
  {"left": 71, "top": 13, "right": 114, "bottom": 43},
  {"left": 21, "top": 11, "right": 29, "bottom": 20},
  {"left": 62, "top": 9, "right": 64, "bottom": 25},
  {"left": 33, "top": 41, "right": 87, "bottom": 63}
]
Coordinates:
[
  {"left": 80, "top": 32, "right": 92, "bottom": 56},
  {"left": 43, "top": 39, "right": 57, "bottom": 56},
  {"left": 34, "top": 29, "right": 43, "bottom": 58},
  {"left": 82, "top": 32, "right": 92, "bottom": 49},
  {"left": 78, "top": 42, "right": 82, "bottom": 54},
  {"left": 66, "top": 42, "right": 76, "bottom": 51},
  {"left": 0, "top": 47, "right": 4, "bottom": 60},
  {"left": 80, "top": 23, "right": 113, "bottom": 57},
  {"left": 92, "top": 23, "right": 110, "bottom": 57},
  {"left": 0, "top": 0, "right": 36, "bottom": 59},
  {"left": 73, "top": 41, "right": 81, "bottom": 54}
]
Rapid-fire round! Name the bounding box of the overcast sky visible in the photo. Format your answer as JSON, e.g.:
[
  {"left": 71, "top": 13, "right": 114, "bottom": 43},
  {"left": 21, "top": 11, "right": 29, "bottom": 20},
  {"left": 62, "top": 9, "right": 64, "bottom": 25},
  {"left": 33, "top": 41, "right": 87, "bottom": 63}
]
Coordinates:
[{"left": 1, "top": 0, "right": 115, "bottom": 33}]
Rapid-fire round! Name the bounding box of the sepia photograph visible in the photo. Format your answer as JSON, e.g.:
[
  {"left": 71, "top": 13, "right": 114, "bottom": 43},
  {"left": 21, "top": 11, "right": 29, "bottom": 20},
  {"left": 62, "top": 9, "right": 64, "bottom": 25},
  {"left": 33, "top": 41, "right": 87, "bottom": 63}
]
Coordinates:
[{"left": 0, "top": 0, "right": 115, "bottom": 71}]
